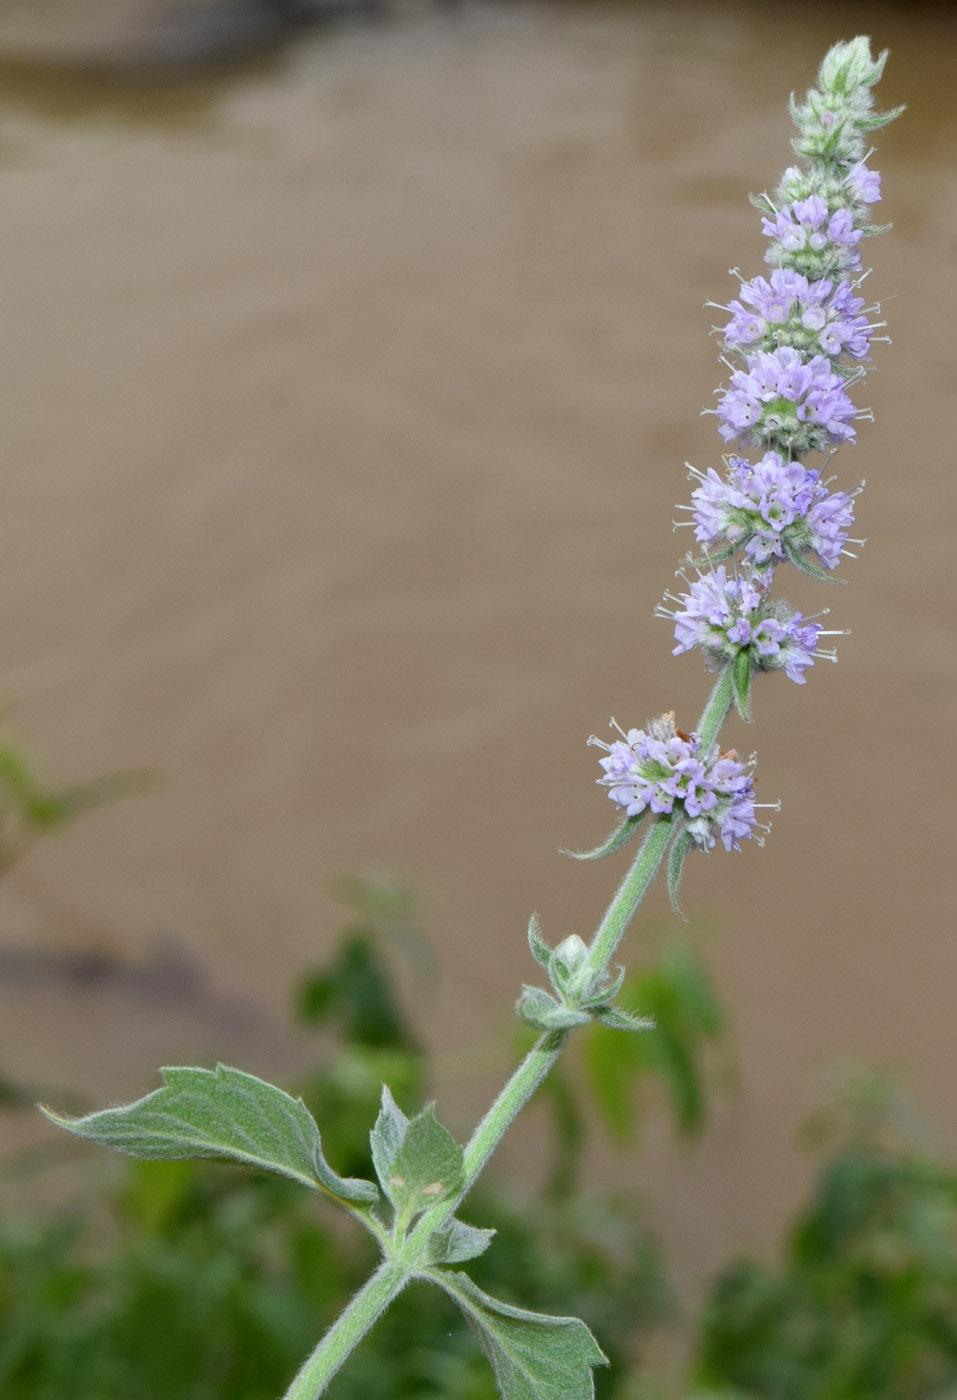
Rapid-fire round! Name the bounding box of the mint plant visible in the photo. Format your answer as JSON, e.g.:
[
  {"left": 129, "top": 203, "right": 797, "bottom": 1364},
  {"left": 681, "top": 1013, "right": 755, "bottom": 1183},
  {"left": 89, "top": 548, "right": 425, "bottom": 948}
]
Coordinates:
[{"left": 42, "top": 39, "right": 900, "bottom": 1400}]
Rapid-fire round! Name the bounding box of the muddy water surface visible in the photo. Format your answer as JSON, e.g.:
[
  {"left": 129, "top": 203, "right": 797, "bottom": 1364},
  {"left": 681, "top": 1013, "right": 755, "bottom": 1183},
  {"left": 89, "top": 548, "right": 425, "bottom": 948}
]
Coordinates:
[{"left": 0, "top": 0, "right": 954, "bottom": 1309}]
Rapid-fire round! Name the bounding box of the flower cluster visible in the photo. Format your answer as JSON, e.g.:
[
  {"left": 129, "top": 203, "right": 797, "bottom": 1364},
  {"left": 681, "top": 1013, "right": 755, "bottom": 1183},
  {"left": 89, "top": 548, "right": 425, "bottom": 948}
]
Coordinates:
[
  {"left": 761, "top": 197, "right": 864, "bottom": 280},
  {"left": 590, "top": 714, "right": 757, "bottom": 852},
  {"left": 715, "top": 347, "right": 857, "bottom": 453},
  {"left": 659, "top": 565, "right": 829, "bottom": 683},
  {"left": 688, "top": 452, "right": 857, "bottom": 569},
  {"left": 722, "top": 270, "right": 875, "bottom": 363}
]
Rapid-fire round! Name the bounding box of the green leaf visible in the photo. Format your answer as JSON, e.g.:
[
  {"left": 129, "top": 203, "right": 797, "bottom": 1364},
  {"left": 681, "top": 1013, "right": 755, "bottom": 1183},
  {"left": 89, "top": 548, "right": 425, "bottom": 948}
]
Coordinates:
[
  {"left": 562, "top": 813, "right": 643, "bottom": 861},
  {"left": 0, "top": 742, "right": 149, "bottom": 831},
  {"left": 516, "top": 987, "right": 591, "bottom": 1033},
  {"left": 584, "top": 1017, "right": 647, "bottom": 1142},
  {"left": 388, "top": 1103, "right": 464, "bottom": 1220},
  {"left": 41, "top": 1063, "right": 378, "bottom": 1206},
  {"left": 296, "top": 929, "right": 417, "bottom": 1050},
  {"left": 731, "top": 650, "right": 752, "bottom": 722},
  {"left": 782, "top": 536, "right": 845, "bottom": 584},
  {"left": 580, "top": 963, "right": 625, "bottom": 1009},
  {"left": 425, "top": 1269, "right": 608, "bottom": 1400},
  {"left": 667, "top": 827, "right": 694, "bottom": 920},
  {"left": 424, "top": 1217, "right": 497, "bottom": 1265},
  {"left": 370, "top": 1084, "right": 409, "bottom": 1205},
  {"left": 527, "top": 913, "right": 551, "bottom": 971},
  {"left": 593, "top": 1005, "right": 655, "bottom": 1033}
]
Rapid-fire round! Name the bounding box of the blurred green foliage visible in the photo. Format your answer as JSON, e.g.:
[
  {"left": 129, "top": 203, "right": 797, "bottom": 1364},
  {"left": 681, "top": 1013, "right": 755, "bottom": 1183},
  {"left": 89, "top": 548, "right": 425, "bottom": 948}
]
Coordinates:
[
  {"left": 0, "top": 725, "right": 149, "bottom": 875},
  {"left": 0, "top": 876, "right": 732, "bottom": 1400},
  {"left": 693, "top": 1075, "right": 957, "bottom": 1400},
  {"left": 7, "top": 857, "right": 954, "bottom": 1400}
]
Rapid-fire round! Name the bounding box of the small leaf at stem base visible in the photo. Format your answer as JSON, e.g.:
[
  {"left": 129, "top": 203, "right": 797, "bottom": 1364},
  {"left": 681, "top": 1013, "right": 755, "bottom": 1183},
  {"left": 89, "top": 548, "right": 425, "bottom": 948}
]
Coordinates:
[{"left": 423, "top": 1218, "right": 497, "bottom": 1265}]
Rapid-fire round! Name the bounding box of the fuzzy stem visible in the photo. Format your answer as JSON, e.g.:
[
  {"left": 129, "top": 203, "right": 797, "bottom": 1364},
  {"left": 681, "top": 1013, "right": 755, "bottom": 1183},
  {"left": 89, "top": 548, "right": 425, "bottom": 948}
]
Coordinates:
[
  {"left": 585, "top": 814, "right": 675, "bottom": 981},
  {"left": 697, "top": 666, "right": 734, "bottom": 748},
  {"left": 282, "top": 1259, "right": 409, "bottom": 1400}
]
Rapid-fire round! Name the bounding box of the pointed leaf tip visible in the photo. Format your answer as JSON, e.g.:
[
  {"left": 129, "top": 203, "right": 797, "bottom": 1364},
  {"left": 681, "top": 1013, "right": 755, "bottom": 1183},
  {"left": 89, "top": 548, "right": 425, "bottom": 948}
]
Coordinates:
[
  {"left": 527, "top": 914, "right": 551, "bottom": 970},
  {"left": 667, "top": 828, "right": 693, "bottom": 921},
  {"left": 42, "top": 1063, "right": 378, "bottom": 1205},
  {"left": 562, "top": 813, "right": 643, "bottom": 862},
  {"left": 424, "top": 1218, "right": 497, "bottom": 1265},
  {"left": 731, "top": 650, "right": 753, "bottom": 722}
]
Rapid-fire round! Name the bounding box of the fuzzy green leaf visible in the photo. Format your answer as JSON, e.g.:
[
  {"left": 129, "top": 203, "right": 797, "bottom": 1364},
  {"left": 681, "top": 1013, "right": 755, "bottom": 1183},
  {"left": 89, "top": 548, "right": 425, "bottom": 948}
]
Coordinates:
[
  {"left": 370, "top": 1084, "right": 409, "bottom": 1205},
  {"left": 580, "top": 963, "right": 625, "bottom": 1010},
  {"left": 527, "top": 913, "right": 551, "bottom": 970},
  {"left": 389, "top": 1104, "right": 463, "bottom": 1218},
  {"left": 667, "top": 827, "right": 694, "bottom": 920},
  {"left": 782, "top": 537, "right": 845, "bottom": 584},
  {"left": 424, "top": 1217, "right": 497, "bottom": 1265},
  {"left": 731, "top": 650, "right": 753, "bottom": 721},
  {"left": 42, "top": 1063, "right": 378, "bottom": 1205},
  {"left": 516, "top": 987, "right": 591, "bottom": 1033},
  {"left": 593, "top": 1005, "right": 655, "bottom": 1033},
  {"left": 562, "top": 813, "right": 643, "bottom": 861},
  {"left": 425, "top": 1269, "right": 608, "bottom": 1400}
]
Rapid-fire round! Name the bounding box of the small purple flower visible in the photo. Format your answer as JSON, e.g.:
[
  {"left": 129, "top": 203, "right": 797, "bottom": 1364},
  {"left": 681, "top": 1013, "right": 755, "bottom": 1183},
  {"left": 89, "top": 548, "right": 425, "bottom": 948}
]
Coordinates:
[
  {"left": 715, "top": 346, "right": 858, "bottom": 453},
  {"left": 590, "top": 713, "right": 707, "bottom": 818},
  {"left": 590, "top": 714, "right": 759, "bottom": 852},
  {"left": 688, "top": 452, "right": 856, "bottom": 569},
  {"left": 762, "top": 196, "right": 864, "bottom": 279},
  {"left": 722, "top": 270, "right": 875, "bottom": 363},
  {"left": 847, "top": 160, "right": 882, "bottom": 204},
  {"left": 660, "top": 563, "right": 829, "bottom": 683}
]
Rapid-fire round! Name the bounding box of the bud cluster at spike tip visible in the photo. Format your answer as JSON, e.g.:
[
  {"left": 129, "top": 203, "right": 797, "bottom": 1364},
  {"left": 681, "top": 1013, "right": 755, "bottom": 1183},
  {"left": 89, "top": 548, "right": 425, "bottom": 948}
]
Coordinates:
[{"left": 595, "top": 39, "right": 899, "bottom": 858}]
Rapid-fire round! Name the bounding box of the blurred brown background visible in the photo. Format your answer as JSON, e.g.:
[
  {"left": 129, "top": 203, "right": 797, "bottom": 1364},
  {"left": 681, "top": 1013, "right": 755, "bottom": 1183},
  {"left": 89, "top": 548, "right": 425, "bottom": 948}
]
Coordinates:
[{"left": 0, "top": 0, "right": 953, "bottom": 1310}]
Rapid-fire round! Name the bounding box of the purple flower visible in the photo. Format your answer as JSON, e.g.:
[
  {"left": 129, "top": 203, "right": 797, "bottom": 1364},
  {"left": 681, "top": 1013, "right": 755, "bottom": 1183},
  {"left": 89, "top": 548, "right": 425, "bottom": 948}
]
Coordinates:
[
  {"left": 591, "top": 714, "right": 759, "bottom": 853},
  {"left": 762, "top": 196, "right": 864, "bottom": 279},
  {"left": 715, "top": 346, "right": 858, "bottom": 453},
  {"left": 847, "top": 160, "right": 882, "bottom": 204},
  {"left": 591, "top": 713, "right": 708, "bottom": 818},
  {"left": 689, "top": 452, "right": 856, "bottom": 569},
  {"left": 660, "top": 564, "right": 828, "bottom": 683},
  {"left": 722, "top": 270, "right": 875, "bottom": 363}
]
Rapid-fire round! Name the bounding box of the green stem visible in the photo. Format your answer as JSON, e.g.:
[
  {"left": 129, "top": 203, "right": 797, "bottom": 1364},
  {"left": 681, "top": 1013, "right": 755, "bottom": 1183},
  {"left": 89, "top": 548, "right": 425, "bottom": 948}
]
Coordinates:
[
  {"left": 283, "top": 668, "right": 739, "bottom": 1399},
  {"left": 585, "top": 815, "right": 674, "bottom": 982},
  {"left": 697, "top": 666, "right": 734, "bottom": 748},
  {"left": 283, "top": 1260, "right": 409, "bottom": 1400}
]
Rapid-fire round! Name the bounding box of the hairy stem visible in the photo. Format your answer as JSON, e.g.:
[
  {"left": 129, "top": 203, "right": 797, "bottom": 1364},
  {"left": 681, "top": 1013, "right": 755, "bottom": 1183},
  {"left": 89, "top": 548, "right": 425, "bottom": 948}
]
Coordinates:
[
  {"left": 697, "top": 666, "right": 734, "bottom": 748},
  {"left": 285, "top": 666, "right": 738, "bottom": 1399},
  {"left": 283, "top": 1260, "right": 409, "bottom": 1400}
]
